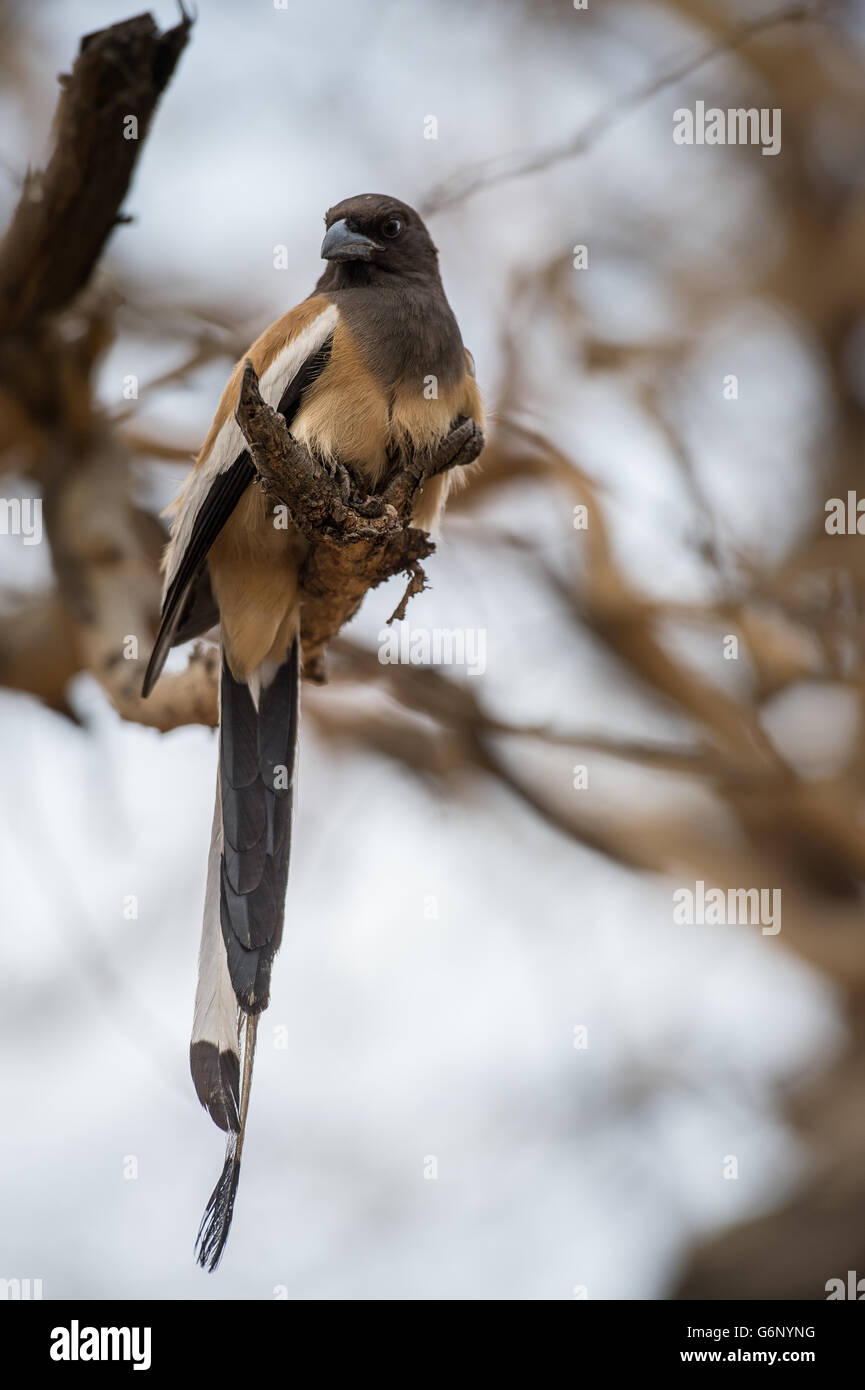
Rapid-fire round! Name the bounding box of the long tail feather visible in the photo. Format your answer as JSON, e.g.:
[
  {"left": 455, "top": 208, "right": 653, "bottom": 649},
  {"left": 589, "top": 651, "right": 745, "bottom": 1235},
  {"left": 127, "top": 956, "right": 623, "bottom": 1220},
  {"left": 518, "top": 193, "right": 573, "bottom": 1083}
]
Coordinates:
[
  {"left": 192, "top": 639, "right": 299, "bottom": 1269},
  {"left": 195, "top": 1012, "right": 258, "bottom": 1270},
  {"left": 190, "top": 768, "right": 240, "bottom": 1132}
]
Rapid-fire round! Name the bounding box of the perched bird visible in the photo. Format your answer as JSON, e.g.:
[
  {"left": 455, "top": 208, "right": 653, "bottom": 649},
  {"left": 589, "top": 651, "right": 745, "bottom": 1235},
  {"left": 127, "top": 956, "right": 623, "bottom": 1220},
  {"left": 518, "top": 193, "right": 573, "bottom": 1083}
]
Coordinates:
[{"left": 142, "top": 194, "right": 483, "bottom": 1269}]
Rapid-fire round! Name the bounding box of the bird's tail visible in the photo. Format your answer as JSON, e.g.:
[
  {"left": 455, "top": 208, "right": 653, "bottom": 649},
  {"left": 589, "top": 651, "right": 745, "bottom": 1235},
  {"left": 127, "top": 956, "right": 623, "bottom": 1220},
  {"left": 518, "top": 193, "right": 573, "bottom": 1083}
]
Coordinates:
[{"left": 191, "top": 638, "right": 300, "bottom": 1271}]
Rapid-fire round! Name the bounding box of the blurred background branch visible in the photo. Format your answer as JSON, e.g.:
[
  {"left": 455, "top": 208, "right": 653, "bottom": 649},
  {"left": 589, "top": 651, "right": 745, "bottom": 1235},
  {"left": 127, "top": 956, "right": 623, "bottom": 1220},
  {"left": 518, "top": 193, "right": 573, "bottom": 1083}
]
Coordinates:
[
  {"left": 422, "top": 0, "right": 823, "bottom": 215},
  {"left": 0, "top": 7, "right": 212, "bottom": 730}
]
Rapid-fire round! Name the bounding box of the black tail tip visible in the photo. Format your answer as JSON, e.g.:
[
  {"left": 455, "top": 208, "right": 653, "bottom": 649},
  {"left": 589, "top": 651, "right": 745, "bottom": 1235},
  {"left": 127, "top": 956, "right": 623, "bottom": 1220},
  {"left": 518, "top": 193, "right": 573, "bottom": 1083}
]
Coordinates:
[
  {"left": 141, "top": 660, "right": 157, "bottom": 700},
  {"left": 195, "top": 1152, "right": 241, "bottom": 1272}
]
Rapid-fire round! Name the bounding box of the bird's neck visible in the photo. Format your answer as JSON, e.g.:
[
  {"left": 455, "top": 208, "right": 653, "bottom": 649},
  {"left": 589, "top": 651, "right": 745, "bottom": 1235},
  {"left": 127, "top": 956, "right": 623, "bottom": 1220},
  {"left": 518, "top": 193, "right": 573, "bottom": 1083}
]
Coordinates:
[{"left": 316, "top": 274, "right": 465, "bottom": 394}]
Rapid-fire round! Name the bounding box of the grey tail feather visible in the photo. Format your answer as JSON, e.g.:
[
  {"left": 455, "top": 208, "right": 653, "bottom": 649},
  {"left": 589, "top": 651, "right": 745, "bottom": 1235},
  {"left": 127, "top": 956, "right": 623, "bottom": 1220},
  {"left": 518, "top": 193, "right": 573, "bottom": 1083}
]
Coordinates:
[
  {"left": 189, "top": 762, "right": 241, "bottom": 1135},
  {"left": 195, "top": 1011, "right": 259, "bottom": 1271},
  {"left": 194, "top": 637, "right": 299, "bottom": 1270},
  {"left": 219, "top": 641, "right": 300, "bottom": 1012},
  {"left": 194, "top": 1143, "right": 240, "bottom": 1273}
]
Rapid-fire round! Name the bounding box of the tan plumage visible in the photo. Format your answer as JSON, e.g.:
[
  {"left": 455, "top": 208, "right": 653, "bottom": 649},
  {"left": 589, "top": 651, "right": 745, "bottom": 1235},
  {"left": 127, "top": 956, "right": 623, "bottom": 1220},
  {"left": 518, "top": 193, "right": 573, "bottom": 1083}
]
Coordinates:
[{"left": 178, "top": 298, "right": 482, "bottom": 681}]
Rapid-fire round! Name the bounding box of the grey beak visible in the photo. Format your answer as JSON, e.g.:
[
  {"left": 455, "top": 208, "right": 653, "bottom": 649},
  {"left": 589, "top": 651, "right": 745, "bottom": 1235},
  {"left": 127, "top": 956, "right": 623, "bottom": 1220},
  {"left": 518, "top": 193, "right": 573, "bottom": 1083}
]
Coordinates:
[{"left": 320, "top": 218, "right": 380, "bottom": 262}]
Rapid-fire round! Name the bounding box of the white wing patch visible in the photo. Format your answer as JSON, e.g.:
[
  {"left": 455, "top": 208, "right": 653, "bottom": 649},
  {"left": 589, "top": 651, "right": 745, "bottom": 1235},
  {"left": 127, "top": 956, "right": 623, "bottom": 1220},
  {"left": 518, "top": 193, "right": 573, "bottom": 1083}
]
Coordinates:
[
  {"left": 191, "top": 768, "right": 238, "bottom": 1058},
  {"left": 162, "top": 302, "right": 339, "bottom": 598}
]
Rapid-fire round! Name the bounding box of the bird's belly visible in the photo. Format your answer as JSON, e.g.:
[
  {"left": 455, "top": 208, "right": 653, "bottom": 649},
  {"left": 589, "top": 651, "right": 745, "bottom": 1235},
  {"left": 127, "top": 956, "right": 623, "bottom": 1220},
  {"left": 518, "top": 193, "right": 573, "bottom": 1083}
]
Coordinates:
[
  {"left": 294, "top": 374, "right": 466, "bottom": 485},
  {"left": 209, "top": 483, "right": 305, "bottom": 680},
  {"left": 290, "top": 315, "right": 468, "bottom": 489},
  {"left": 291, "top": 321, "right": 391, "bottom": 485}
]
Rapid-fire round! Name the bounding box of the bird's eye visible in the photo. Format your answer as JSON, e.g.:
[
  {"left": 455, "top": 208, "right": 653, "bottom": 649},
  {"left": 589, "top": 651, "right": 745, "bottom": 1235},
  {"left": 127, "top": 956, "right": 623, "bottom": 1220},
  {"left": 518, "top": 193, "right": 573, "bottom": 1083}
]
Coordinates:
[{"left": 381, "top": 217, "right": 403, "bottom": 239}]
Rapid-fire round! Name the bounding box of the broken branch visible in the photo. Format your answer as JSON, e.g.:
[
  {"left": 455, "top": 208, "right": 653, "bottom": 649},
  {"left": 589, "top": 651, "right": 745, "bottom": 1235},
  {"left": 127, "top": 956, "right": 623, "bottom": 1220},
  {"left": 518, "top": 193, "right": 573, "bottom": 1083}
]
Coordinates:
[{"left": 234, "top": 357, "right": 484, "bottom": 680}]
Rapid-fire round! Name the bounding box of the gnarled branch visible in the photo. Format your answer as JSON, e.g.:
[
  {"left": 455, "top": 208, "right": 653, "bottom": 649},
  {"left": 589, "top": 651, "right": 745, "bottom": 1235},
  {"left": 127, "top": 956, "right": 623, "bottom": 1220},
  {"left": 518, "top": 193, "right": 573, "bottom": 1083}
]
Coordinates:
[
  {"left": 0, "top": 10, "right": 201, "bottom": 730},
  {"left": 0, "top": 7, "right": 192, "bottom": 336},
  {"left": 234, "top": 358, "right": 484, "bottom": 681}
]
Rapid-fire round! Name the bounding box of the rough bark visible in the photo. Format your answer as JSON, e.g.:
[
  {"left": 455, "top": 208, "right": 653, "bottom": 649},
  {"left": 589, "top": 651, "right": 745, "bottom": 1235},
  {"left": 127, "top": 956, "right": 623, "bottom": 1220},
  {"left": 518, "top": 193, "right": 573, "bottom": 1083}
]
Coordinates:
[
  {"left": 0, "top": 11, "right": 201, "bottom": 730},
  {"left": 234, "top": 358, "right": 484, "bottom": 681}
]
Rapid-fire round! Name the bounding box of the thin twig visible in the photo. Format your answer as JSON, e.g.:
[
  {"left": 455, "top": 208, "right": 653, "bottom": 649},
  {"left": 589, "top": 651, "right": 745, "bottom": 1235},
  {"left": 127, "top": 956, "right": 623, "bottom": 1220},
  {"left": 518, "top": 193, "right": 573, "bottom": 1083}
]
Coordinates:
[{"left": 422, "top": 1, "right": 822, "bottom": 215}]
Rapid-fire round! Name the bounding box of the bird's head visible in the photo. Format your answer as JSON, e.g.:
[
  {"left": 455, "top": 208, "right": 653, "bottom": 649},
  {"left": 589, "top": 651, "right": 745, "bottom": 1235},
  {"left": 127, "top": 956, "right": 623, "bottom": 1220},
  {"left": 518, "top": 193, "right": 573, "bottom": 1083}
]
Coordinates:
[{"left": 320, "top": 194, "right": 438, "bottom": 281}]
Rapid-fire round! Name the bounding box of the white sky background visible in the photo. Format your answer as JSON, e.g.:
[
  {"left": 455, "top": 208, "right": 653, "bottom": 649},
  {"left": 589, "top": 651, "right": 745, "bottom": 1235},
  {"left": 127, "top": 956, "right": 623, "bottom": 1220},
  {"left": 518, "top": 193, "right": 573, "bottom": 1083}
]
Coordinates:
[{"left": 0, "top": 0, "right": 847, "bottom": 1298}]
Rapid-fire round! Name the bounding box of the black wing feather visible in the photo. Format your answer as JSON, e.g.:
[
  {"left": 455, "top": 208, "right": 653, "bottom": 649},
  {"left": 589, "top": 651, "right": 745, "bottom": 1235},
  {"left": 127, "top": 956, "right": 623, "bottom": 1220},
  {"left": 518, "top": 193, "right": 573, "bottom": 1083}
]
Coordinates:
[
  {"left": 141, "top": 455, "right": 255, "bottom": 697},
  {"left": 141, "top": 329, "right": 334, "bottom": 698},
  {"left": 219, "top": 641, "right": 300, "bottom": 1011}
]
